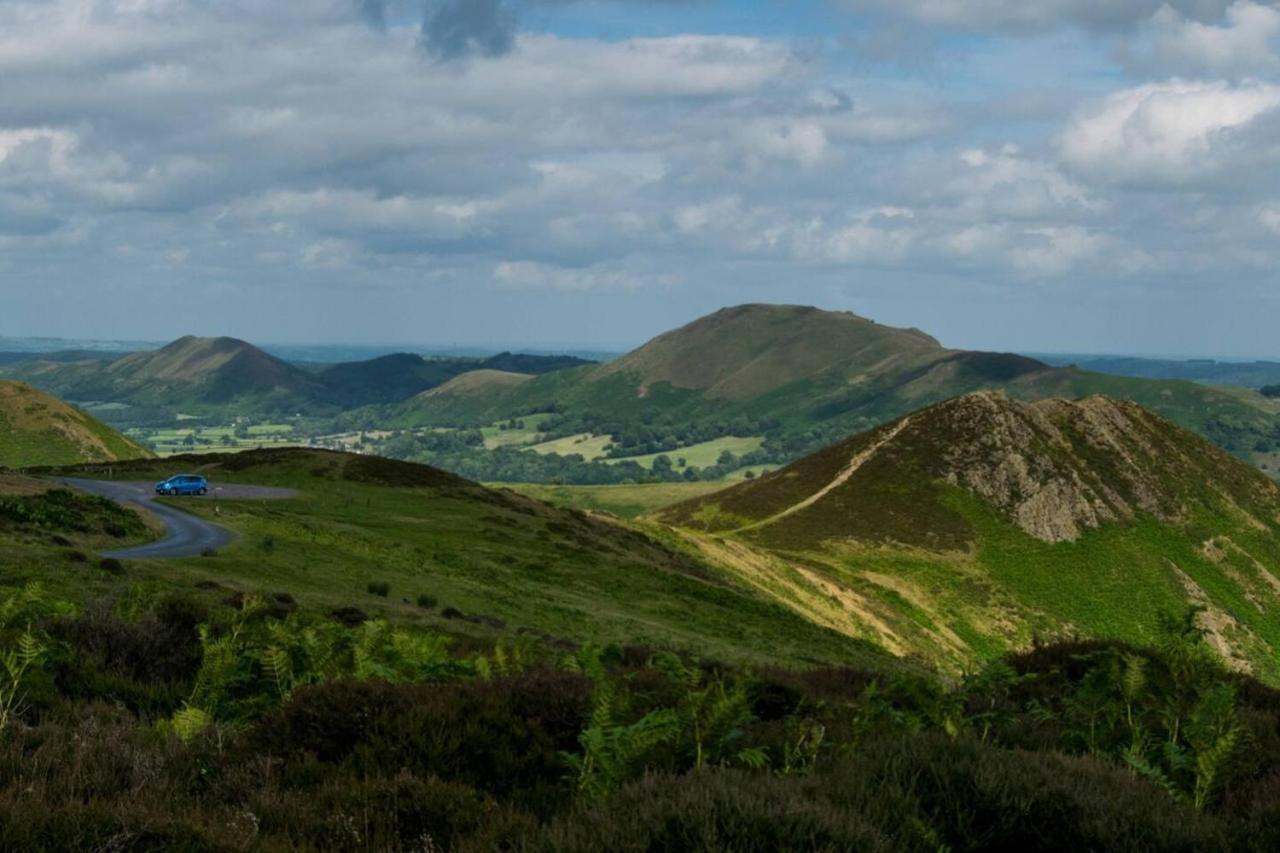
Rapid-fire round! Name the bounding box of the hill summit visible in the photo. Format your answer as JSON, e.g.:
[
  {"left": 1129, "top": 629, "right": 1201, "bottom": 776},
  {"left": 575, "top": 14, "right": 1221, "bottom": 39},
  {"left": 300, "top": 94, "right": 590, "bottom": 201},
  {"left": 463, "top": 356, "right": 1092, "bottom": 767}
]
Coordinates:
[
  {"left": 4, "top": 335, "right": 323, "bottom": 413},
  {"left": 595, "top": 304, "right": 949, "bottom": 400},
  {"left": 105, "top": 335, "right": 320, "bottom": 402},
  {"left": 658, "top": 393, "right": 1280, "bottom": 677},
  {"left": 0, "top": 380, "right": 152, "bottom": 468},
  {"left": 661, "top": 391, "right": 1277, "bottom": 547}
]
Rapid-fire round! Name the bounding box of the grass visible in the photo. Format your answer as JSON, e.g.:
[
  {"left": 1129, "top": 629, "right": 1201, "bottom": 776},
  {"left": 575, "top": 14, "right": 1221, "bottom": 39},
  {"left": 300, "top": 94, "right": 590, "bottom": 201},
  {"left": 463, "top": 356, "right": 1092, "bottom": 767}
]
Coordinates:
[
  {"left": 25, "top": 450, "right": 890, "bottom": 671},
  {"left": 525, "top": 433, "right": 614, "bottom": 460},
  {"left": 496, "top": 481, "right": 732, "bottom": 519},
  {"left": 496, "top": 471, "right": 780, "bottom": 519}
]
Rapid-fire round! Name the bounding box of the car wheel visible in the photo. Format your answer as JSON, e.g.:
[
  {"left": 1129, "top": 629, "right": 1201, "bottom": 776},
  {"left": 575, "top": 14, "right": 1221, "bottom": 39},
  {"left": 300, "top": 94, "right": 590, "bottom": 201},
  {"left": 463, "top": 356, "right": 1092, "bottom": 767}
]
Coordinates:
[{"left": 199, "top": 488, "right": 207, "bottom": 496}]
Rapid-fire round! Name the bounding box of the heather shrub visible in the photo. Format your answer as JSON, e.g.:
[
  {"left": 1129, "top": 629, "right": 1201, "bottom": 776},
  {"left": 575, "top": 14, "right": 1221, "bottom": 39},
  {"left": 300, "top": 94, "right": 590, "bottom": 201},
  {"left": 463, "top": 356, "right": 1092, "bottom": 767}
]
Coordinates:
[
  {"left": 538, "top": 734, "right": 1230, "bottom": 852},
  {"left": 257, "top": 668, "right": 592, "bottom": 811},
  {"left": 46, "top": 595, "right": 207, "bottom": 714}
]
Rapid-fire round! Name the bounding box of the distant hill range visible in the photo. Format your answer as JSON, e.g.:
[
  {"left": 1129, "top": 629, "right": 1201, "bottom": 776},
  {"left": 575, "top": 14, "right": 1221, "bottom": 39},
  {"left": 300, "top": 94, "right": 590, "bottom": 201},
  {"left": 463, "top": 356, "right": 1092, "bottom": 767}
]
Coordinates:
[
  {"left": 1, "top": 337, "right": 595, "bottom": 419},
  {"left": 0, "top": 380, "right": 152, "bottom": 468},
  {"left": 391, "top": 303, "right": 1280, "bottom": 461},
  {"left": 1036, "top": 353, "right": 1280, "bottom": 389},
  {"left": 657, "top": 391, "right": 1280, "bottom": 678}
]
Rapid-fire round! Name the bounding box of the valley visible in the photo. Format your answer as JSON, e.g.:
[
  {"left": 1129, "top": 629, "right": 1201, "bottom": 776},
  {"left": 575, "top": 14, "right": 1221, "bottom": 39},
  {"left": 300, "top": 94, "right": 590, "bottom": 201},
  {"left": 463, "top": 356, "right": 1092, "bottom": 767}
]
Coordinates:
[{"left": 9, "top": 304, "right": 1280, "bottom": 491}]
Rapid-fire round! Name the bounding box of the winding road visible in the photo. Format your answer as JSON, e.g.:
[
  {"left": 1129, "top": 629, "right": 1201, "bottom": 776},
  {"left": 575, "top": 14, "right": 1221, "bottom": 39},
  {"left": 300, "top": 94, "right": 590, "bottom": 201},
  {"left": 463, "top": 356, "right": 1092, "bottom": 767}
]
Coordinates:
[{"left": 59, "top": 478, "right": 297, "bottom": 559}]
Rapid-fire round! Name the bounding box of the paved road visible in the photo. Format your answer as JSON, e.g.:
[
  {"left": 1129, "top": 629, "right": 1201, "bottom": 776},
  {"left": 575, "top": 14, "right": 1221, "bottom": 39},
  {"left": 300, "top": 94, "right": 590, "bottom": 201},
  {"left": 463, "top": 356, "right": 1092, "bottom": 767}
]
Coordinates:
[{"left": 59, "top": 478, "right": 296, "bottom": 560}]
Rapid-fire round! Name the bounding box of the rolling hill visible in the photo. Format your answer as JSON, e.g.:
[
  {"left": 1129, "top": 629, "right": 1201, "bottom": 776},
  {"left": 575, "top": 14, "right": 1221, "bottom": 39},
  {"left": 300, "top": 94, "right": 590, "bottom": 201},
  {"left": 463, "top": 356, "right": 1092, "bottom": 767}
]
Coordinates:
[
  {"left": 3, "top": 335, "right": 324, "bottom": 418},
  {"left": 2, "top": 339, "right": 599, "bottom": 422},
  {"left": 654, "top": 392, "right": 1280, "bottom": 680},
  {"left": 388, "top": 304, "right": 1280, "bottom": 467},
  {"left": 0, "top": 380, "right": 152, "bottom": 468}
]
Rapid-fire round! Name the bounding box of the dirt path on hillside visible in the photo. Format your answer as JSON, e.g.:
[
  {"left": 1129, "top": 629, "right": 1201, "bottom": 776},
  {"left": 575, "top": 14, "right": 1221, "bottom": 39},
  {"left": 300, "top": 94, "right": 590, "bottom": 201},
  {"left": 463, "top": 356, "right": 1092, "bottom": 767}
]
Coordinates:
[{"left": 737, "top": 416, "right": 912, "bottom": 533}]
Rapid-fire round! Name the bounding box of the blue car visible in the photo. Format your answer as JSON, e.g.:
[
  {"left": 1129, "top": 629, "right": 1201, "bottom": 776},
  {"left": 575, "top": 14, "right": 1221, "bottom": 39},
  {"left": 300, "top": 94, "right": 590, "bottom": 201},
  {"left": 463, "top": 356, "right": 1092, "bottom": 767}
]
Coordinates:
[{"left": 155, "top": 474, "right": 208, "bottom": 496}]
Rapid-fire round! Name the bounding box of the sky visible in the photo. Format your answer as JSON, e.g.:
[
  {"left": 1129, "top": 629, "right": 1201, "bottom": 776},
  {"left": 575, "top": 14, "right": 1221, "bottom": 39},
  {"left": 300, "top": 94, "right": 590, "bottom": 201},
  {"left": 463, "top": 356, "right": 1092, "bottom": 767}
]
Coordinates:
[{"left": 1, "top": 1, "right": 1279, "bottom": 355}]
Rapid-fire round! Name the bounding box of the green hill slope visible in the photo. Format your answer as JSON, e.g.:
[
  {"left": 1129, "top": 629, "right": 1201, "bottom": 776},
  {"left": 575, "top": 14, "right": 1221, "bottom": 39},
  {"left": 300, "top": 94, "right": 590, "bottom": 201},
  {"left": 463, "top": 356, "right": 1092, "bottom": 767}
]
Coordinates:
[
  {"left": 28, "top": 448, "right": 888, "bottom": 669},
  {"left": 0, "top": 380, "right": 152, "bottom": 468},
  {"left": 655, "top": 392, "right": 1280, "bottom": 681}
]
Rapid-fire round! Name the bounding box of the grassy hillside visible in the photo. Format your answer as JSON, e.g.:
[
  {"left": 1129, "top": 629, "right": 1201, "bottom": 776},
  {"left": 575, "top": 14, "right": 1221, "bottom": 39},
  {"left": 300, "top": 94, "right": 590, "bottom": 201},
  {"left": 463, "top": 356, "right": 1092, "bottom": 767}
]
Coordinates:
[
  {"left": 656, "top": 392, "right": 1280, "bottom": 682},
  {"left": 0, "top": 381, "right": 152, "bottom": 468},
  {"left": 26, "top": 448, "right": 887, "bottom": 670}
]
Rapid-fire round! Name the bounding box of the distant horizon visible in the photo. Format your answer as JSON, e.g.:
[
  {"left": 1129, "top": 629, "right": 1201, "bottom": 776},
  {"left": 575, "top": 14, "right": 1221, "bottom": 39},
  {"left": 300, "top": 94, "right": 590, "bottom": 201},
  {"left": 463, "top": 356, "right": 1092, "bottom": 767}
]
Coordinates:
[{"left": 5, "top": 331, "right": 1280, "bottom": 366}]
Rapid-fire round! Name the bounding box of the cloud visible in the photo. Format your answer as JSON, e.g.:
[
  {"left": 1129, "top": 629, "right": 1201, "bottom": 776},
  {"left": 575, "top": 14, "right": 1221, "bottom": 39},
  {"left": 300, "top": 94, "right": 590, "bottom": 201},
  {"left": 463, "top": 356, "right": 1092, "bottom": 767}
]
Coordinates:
[
  {"left": 1122, "top": 2, "right": 1280, "bottom": 77},
  {"left": 418, "top": 0, "right": 714, "bottom": 60},
  {"left": 422, "top": 0, "right": 514, "bottom": 59},
  {"left": 494, "top": 259, "right": 672, "bottom": 291},
  {"left": 3, "top": 0, "right": 1280, "bottom": 352},
  {"left": 844, "top": 0, "right": 1238, "bottom": 33},
  {"left": 1059, "top": 80, "right": 1280, "bottom": 187}
]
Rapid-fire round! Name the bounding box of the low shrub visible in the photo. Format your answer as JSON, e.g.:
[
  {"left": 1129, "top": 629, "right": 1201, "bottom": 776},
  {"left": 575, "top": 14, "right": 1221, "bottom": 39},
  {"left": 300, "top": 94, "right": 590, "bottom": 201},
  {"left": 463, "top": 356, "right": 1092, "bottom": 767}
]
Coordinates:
[
  {"left": 256, "top": 668, "right": 592, "bottom": 813},
  {"left": 329, "top": 606, "right": 368, "bottom": 628},
  {"left": 538, "top": 734, "right": 1231, "bottom": 852},
  {"left": 367, "top": 581, "right": 390, "bottom": 597},
  {"left": 47, "top": 595, "right": 208, "bottom": 712},
  {"left": 98, "top": 558, "right": 125, "bottom": 576},
  {"left": 417, "top": 593, "right": 438, "bottom": 609}
]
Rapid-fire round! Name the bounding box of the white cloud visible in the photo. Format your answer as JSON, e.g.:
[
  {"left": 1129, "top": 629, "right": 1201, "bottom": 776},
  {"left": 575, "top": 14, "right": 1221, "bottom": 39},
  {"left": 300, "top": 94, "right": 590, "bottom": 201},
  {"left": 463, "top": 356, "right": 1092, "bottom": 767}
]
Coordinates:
[
  {"left": 950, "top": 145, "right": 1101, "bottom": 218},
  {"left": 1125, "top": 2, "right": 1280, "bottom": 76},
  {"left": 1059, "top": 80, "right": 1280, "bottom": 187},
  {"left": 493, "top": 260, "right": 670, "bottom": 292},
  {"left": 1261, "top": 204, "right": 1280, "bottom": 235}
]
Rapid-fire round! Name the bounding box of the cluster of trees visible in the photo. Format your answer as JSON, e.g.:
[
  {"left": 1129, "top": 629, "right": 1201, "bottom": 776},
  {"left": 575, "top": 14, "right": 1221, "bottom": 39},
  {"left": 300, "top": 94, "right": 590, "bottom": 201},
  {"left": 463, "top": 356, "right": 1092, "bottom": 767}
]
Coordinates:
[
  {"left": 376, "top": 429, "right": 484, "bottom": 460},
  {"left": 2, "top": 578, "right": 1278, "bottom": 850}
]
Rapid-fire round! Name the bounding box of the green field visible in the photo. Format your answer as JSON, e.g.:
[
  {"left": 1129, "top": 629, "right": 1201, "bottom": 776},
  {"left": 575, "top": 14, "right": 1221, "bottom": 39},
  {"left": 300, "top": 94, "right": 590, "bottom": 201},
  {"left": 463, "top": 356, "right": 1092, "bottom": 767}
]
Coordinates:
[
  {"left": 607, "top": 435, "right": 765, "bottom": 470},
  {"left": 127, "top": 423, "right": 301, "bottom": 457},
  {"left": 524, "top": 432, "right": 614, "bottom": 459},
  {"left": 480, "top": 413, "right": 555, "bottom": 449}
]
